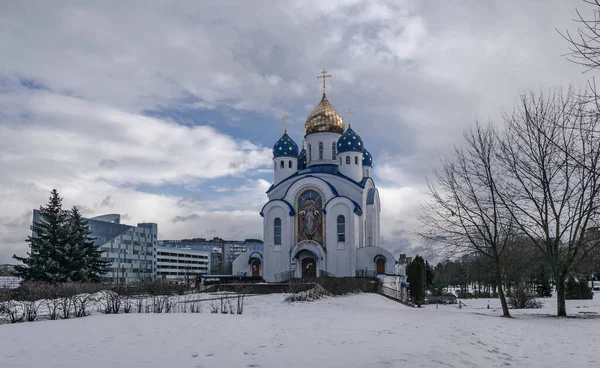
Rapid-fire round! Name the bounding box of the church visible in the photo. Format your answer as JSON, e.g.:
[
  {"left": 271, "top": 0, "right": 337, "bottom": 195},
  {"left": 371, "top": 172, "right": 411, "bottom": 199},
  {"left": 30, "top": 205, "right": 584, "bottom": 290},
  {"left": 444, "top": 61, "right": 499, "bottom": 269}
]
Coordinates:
[{"left": 233, "top": 71, "right": 399, "bottom": 283}]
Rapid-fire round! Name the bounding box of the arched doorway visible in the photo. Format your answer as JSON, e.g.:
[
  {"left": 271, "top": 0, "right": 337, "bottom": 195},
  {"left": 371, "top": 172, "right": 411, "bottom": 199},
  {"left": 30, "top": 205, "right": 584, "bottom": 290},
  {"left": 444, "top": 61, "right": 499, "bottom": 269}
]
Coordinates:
[
  {"left": 251, "top": 259, "right": 261, "bottom": 277},
  {"left": 376, "top": 258, "right": 385, "bottom": 274},
  {"left": 302, "top": 257, "right": 317, "bottom": 278}
]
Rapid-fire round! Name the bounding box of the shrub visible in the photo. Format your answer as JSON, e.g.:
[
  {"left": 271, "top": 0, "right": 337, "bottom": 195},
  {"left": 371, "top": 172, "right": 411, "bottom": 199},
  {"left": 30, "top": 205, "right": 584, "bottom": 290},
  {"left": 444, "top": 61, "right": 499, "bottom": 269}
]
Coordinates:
[
  {"left": 285, "top": 284, "right": 331, "bottom": 302},
  {"left": 314, "top": 277, "right": 379, "bottom": 295},
  {"left": 565, "top": 276, "right": 594, "bottom": 300},
  {"left": 508, "top": 283, "right": 542, "bottom": 309}
]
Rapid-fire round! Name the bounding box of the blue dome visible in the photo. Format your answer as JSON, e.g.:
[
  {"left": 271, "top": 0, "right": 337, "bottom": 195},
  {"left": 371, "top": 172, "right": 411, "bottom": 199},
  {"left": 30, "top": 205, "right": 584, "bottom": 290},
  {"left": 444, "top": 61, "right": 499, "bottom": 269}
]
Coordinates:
[
  {"left": 273, "top": 132, "right": 299, "bottom": 158},
  {"left": 362, "top": 148, "right": 372, "bottom": 167},
  {"left": 298, "top": 147, "right": 307, "bottom": 170},
  {"left": 337, "top": 127, "right": 363, "bottom": 153}
]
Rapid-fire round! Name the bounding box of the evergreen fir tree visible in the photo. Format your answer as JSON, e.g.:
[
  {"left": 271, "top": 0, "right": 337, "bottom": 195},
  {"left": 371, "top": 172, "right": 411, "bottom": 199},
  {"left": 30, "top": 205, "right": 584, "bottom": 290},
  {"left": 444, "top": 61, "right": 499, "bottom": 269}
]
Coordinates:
[
  {"left": 13, "top": 189, "right": 70, "bottom": 282},
  {"left": 565, "top": 276, "right": 579, "bottom": 300},
  {"left": 407, "top": 255, "right": 426, "bottom": 307},
  {"left": 425, "top": 260, "right": 435, "bottom": 290},
  {"left": 67, "top": 206, "right": 110, "bottom": 282},
  {"left": 577, "top": 277, "right": 594, "bottom": 300},
  {"left": 431, "top": 270, "right": 446, "bottom": 296}
]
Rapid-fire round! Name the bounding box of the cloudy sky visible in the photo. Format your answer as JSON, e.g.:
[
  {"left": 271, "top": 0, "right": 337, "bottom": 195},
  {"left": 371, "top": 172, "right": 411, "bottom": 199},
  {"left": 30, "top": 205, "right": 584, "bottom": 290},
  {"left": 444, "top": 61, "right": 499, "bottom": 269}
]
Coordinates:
[{"left": 0, "top": 0, "right": 593, "bottom": 263}]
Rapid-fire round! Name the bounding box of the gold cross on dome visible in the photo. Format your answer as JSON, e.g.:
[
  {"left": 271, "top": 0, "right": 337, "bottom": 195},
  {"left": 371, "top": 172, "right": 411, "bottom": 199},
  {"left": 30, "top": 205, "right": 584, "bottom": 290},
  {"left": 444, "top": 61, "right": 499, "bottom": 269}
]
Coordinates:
[
  {"left": 317, "top": 69, "right": 332, "bottom": 95},
  {"left": 346, "top": 108, "right": 353, "bottom": 128},
  {"left": 282, "top": 114, "right": 289, "bottom": 133}
]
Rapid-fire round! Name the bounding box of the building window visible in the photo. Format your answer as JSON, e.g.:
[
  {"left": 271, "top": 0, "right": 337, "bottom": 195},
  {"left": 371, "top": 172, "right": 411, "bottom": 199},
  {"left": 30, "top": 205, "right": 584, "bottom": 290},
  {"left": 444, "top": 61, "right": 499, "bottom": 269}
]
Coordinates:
[
  {"left": 346, "top": 156, "right": 350, "bottom": 165},
  {"left": 274, "top": 162, "right": 277, "bottom": 170},
  {"left": 339, "top": 157, "right": 342, "bottom": 165},
  {"left": 355, "top": 156, "right": 359, "bottom": 165},
  {"left": 274, "top": 218, "right": 282, "bottom": 245},
  {"left": 280, "top": 161, "right": 284, "bottom": 168},
  {"left": 332, "top": 142, "right": 336, "bottom": 160},
  {"left": 288, "top": 160, "right": 292, "bottom": 168},
  {"left": 337, "top": 215, "right": 345, "bottom": 242},
  {"left": 308, "top": 144, "right": 312, "bottom": 162},
  {"left": 318, "top": 142, "right": 323, "bottom": 160}
]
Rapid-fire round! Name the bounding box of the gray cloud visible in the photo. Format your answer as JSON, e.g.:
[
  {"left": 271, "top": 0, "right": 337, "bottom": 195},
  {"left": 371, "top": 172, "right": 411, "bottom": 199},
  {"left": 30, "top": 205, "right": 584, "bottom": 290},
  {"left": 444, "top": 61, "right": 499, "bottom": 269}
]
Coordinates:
[
  {"left": 100, "top": 196, "right": 115, "bottom": 208},
  {"left": 171, "top": 214, "right": 200, "bottom": 223},
  {"left": 98, "top": 159, "right": 118, "bottom": 170}
]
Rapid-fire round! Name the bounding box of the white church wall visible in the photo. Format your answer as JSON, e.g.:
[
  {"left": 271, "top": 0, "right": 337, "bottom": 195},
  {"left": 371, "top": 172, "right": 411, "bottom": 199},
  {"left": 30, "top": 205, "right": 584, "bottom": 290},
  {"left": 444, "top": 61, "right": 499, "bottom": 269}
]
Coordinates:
[
  {"left": 356, "top": 246, "right": 397, "bottom": 275},
  {"left": 232, "top": 250, "right": 263, "bottom": 277},
  {"left": 273, "top": 157, "right": 297, "bottom": 185},
  {"left": 262, "top": 203, "right": 292, "bottom": 282},
  {"left": 305, "top": 132, "right": 341, "bottom": 165},
  {"left": 338, "top": 151, "right": 363, "bottom": 182},
  {"left": 324, "top": 199, "right": 355, "bottom": 277}
]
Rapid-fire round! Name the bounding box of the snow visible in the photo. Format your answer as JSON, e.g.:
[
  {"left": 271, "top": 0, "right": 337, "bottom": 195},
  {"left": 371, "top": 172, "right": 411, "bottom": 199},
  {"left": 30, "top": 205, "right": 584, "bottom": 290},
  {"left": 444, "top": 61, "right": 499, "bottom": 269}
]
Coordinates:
[{"left": 1, "top": 293, "right": 600, "bottom": 368}]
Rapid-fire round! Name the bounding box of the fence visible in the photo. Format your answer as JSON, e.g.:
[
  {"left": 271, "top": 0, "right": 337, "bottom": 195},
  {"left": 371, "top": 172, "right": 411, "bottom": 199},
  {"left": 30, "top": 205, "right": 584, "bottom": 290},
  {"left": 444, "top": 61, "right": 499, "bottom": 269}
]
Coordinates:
[
  {"left": 356, "top": 270, "right": 377, "bottom": 278},
  {"left": 378, "top": 285, "right": 413, "bottom": 307}
]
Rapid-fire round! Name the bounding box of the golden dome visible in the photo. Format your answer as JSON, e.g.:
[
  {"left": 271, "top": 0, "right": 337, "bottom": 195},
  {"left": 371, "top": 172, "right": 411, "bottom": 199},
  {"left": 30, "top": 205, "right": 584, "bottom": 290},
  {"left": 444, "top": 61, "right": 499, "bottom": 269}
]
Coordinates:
[{"left": 304, "top": 94, "right": 345, "bottom": 136}]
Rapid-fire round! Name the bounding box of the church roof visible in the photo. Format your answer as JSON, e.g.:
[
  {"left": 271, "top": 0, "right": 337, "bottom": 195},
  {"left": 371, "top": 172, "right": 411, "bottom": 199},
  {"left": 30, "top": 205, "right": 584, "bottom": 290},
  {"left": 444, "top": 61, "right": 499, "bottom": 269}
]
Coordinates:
[
  {"left": 362, "top": 148, "right": 372, "bottom": 167},
  {"left": 272, "top": 132, "right": 299, "bottom": 158},
  {"left": 297, "top": 147, "right": 307, "bottom": 170},
  {"left": 304, "top": 94, "right": 345, "bottom": 136},
  {"left": 266, "top": 163, "right": 375, "bottom": 194},
  {"left": 337, "top": 127, "right": 363, "bottom": 153}
]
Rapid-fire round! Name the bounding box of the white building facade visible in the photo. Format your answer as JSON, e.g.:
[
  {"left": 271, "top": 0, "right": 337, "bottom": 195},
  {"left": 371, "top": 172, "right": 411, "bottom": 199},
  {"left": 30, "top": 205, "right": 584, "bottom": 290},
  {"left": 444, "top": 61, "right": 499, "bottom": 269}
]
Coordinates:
[
  {"left": 156, "top": 246, "right": 211, "bottom": 281},
  {"left": 260, "top": 91, "right": 398, "bottom": 282}
]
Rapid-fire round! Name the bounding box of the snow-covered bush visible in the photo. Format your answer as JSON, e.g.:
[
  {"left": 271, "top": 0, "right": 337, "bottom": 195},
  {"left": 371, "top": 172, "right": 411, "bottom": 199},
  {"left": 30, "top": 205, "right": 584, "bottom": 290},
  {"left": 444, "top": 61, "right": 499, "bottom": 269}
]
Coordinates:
[
  {"left": 508, "top": 283, "right": 542, "bottom": 309},
  {"left": 285, "top": 284, "right": 331, "bottom": 302}
]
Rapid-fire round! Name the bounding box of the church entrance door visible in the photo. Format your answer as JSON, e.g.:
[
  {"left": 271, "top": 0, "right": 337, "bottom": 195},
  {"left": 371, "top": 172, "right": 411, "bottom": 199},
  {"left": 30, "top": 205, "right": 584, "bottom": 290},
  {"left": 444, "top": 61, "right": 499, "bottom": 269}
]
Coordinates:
[
  {"left": 302, "top": 257, "right": 317, "bottom": 279},
  {"left": 251, "top": 260, "right": 260, "bottom": 277},
  {"left": 376, "top": 258, "right": 385, "bottom": 274}
]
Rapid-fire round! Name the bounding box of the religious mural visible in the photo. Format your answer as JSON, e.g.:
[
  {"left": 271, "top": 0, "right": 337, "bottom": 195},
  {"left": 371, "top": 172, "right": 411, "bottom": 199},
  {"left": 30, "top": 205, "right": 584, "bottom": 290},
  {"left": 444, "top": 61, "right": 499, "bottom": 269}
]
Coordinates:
[{"left": 297, "top": 189, "right": 324, "bottom": 245}]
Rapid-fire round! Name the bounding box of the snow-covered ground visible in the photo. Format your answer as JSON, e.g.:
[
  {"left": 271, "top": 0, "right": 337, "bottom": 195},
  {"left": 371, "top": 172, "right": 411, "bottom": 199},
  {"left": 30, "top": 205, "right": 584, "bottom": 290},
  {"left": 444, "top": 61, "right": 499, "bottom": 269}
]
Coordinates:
[{"left": 1, "top": 293, "right": 599, "bottom": 368}]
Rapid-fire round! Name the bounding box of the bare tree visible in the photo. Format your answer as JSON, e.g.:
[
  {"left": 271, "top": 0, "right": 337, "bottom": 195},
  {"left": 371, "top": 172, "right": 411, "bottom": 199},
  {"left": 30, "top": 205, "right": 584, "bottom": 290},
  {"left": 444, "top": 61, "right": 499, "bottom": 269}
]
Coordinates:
[
  {"left": 496, "top": 90, "right": 600, "bottom": 316},
  {"left": 421, "top": 123, "right": 513, "bottom": 317},
  {"left": 560, "top": 1, "right": 600, "bottom": 72}
]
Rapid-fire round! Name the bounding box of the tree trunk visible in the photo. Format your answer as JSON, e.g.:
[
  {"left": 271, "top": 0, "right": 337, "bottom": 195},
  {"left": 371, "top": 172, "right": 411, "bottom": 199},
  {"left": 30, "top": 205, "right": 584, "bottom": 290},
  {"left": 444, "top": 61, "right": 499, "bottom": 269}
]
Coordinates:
[
  {"left": 555, "top": 274, "right": 567, "bottom": 317},
  {"left": 494, "top": 267, "right": 511, "bottom": 317}
]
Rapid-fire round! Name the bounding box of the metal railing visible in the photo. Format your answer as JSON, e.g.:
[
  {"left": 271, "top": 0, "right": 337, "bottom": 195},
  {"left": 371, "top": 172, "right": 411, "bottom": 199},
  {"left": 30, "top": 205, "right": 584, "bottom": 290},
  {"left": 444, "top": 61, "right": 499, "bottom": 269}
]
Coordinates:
[
  {"left": 378, "top": 285, "right": 413, "bottom": 307},
  {"left": 356, "top": 269, "right": 377, "bottom": 278},
  {"left": 275, "top": 270, "right": 293, "bottom": 283},
  {"left": 319, "top": 270, "right": 335, "bottom": 278}
]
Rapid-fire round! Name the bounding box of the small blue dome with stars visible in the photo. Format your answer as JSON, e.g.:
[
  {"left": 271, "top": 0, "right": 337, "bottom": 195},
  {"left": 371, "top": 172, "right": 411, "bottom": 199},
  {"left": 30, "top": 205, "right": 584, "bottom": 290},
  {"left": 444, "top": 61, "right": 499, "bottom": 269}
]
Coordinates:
[
  {"left": 298, "top": 147, "right": 307, "bottom": 170},
  {"left": 362, "top": 148, "right": 372, "bottom": 167},
  {"left": 273, "top": 132, "right": 299, "bottom": 158},
  {"left": 337, "top": 127, "right": 363, "bottom": 153}
]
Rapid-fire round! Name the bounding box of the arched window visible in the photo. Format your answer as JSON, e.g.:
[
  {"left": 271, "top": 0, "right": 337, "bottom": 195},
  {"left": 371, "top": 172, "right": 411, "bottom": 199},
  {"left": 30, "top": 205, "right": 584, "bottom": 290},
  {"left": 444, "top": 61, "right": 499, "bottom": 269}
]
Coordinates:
[
  {"left": 366, "top": 169, "right": 369, "bottom": 176},
  {"left": 346, "top": 156, "right": 350, "bottom": 165},
  {"left": 355, "top": 156, "right": 358, "bottom": 165},
  {"left": 337, "top": 215, "right": 345, "bottom": 242},
  {"left": 288, "top": 160, "right": 292, "bottom": 168},
  {"left": 280, "top": 161, "right": 284, "bottom": 169},
  {"left": 274, "top": 218, "right": 282, "bottom": 245},
  {"left": 318, "top": 142, "right": 323, "bottom": 160},
  {"left": 308, "top": 144, "right": 312, "bottom": 162},
  {"left": 332, "top": 142, "right": 336, "bottom": 160}
]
